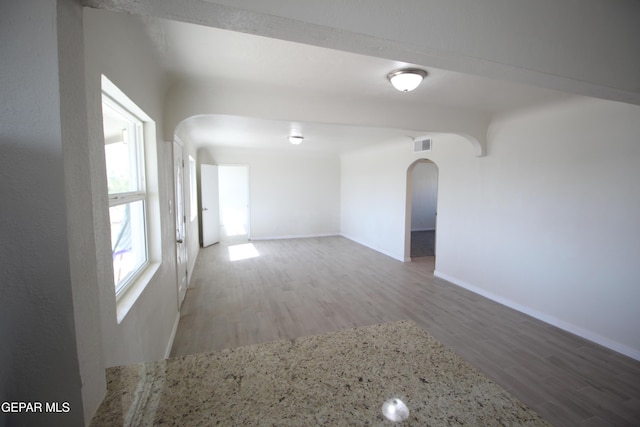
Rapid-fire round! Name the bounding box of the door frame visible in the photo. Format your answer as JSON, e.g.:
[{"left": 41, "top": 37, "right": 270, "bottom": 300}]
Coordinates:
[
  {"left": 404, "top": 158, "right": 439, "bottom": 261},
  {"left": 172, "top": 139, "right": 188, "bottom": 308}
]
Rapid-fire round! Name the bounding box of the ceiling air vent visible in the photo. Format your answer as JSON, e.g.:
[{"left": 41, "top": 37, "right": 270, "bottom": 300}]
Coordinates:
[{"left": 413, "top": 137, "right": 432, "bottom": 152}]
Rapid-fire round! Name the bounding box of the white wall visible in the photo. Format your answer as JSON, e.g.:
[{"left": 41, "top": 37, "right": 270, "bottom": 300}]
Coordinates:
[
  {"left": 340, "top": 97, "right": 640, "bottom": 360},
  {"left": 84, "top": 8, "right": 179, "bottom": 367},
  {"left": 437, "top": 97, "right": 640, "bottom": 360},
  {"left": 342, "top": 141, "right": 416, "bottom": 260},
  {"left": 0, "top": 0, "right": 97, "bottom": 425},
  {"left": 410, "top": 161, "right": 438, "bottom": 231},
  {"left": 200, "top": 147, "right": 340, "bottom": 240},
  {"left": 341, "top": 135, "right": 471, "bottom": 261}
]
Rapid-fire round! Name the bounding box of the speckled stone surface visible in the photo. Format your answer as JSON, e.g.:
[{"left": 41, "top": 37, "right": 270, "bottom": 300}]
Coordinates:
[{"left": 90, "top": 321, "right": 550, "bottom": 426}]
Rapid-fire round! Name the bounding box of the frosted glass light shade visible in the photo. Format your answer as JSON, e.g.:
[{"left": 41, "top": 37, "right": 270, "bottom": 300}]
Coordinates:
[
  {"left": 289, "top": 136, "right": 303, "bottom": 145},
  {"left": 387, "top": 69, "right": 427, "bottom": 92}
]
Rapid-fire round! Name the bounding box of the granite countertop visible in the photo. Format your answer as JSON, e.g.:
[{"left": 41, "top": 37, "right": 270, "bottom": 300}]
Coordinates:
[{"left": 90, "top": 320, "right": 549, "bottom": 426}]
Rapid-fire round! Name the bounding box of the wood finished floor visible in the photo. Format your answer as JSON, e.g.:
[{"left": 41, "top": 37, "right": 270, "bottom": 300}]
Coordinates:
[{"left": 171, "top": 236, "right": 640, "bottom": 426}]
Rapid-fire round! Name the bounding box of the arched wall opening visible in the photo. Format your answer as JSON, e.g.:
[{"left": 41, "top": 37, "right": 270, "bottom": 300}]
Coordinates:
[{"left": 405, "top": 159, "right": 439, "bottom": 262}]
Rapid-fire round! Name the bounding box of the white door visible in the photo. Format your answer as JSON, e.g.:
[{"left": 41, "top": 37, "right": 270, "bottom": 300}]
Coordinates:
[
  {"left": 173, "top": 140, "right": 188, "bottom": 306},
  {"left": 201, "top": 164, "right": 220, "bottom": 247}
]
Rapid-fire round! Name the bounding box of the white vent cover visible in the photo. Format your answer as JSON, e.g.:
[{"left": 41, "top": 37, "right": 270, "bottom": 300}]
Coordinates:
[{"left": 413, "top": 137, "right": 432, "bottom": 152}]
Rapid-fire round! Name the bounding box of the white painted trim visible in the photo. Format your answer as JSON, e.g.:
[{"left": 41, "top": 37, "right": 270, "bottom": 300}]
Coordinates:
[
  {"left": 433, "top": 270, "right": 640, "bottom": 362},
  {"left": 116, "top": 262, "right": 160, "bottom": 324},
  {"left": 251, "top": 232, "right": 340, "bottom": 241},
  {"left": 340, "top": 233, "right": 405, "bottom": 262},
  {"left": 164, "top": 313, "right": 181, "bottom": 359}
]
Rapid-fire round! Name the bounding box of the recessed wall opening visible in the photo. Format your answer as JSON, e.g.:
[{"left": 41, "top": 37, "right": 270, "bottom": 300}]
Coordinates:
[{"left": 405, "top": 159, "right": 439, "bottom": 262}]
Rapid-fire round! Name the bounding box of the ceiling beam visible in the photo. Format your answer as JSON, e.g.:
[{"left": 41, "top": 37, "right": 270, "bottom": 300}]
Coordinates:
[{"left": 84, "top": 0, "right": 640, "bottom": 107}]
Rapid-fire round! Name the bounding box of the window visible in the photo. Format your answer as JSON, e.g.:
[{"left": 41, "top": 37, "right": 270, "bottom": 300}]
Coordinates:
[
  {"left": 189, "top": 155, "right": 197, "bottom": 221},
  {"left": 102, "top": 89, "right": 149, "bottom": 295}
]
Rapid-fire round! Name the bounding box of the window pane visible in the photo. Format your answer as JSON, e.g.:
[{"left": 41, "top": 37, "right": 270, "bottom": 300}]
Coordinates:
[
  {"left": 103, "top": 100, "right": 142, "bottom": 194},
  {"left": 110, "top": 200, "right": 147, "bottom": 292}
]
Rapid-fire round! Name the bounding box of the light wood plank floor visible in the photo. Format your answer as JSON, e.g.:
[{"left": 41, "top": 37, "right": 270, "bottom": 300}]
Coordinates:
[{"left": 171, "top": 236, "right": 640, "bottom": 426}]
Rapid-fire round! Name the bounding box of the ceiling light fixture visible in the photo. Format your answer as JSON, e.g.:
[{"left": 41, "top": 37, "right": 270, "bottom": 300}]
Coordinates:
[
  {"left": 387, "top": 68, "right": 428, "bottom": 92},
  {"left": 289, "top": 135, "right": 304, "bottom": 145}
]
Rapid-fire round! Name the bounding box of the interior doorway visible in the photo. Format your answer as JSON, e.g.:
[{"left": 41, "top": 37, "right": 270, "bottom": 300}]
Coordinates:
[
  {"left": 200, "top": 164, "right": 220, "bottom": 247},
  {"left": 405, "top": 159, "right": 439, "bottom": 260},
  {"left": 218, "top": 164, "right": 250, "bottom": 243}
]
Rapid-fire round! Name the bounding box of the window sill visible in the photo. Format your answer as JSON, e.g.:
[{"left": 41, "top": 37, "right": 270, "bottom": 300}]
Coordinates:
[{"left": 115, "top": 262, "right": 160, "bottom": 324}]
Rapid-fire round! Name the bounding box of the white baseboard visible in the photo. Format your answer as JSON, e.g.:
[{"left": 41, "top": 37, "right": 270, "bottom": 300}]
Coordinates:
[
  {"left": 433, "top": 270, "right": 640, "bottom": 361},
  {"left": 250, "top": 232, "right": 339, "bottom": 241},
  {"left": 164, "top": 313, "right": 180, "bottom": 359}
]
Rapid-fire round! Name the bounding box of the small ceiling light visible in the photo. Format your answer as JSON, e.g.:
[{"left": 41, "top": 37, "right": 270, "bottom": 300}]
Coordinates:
[
  {"left": 289, "top": 135, "right": 304, "bottom": 145},
  {"left": 387, "top": 68, "right": 428, "bottom": 92}
]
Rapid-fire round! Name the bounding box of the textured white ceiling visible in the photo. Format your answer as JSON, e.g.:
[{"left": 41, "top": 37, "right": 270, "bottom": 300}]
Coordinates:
[{"left": 144, "top": 17, "right": 571, "bottom": 152}]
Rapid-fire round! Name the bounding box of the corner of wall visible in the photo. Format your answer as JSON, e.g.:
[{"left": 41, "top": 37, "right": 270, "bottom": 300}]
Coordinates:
[{"left": 434, "top": 270, "right": 640, "bottom": 362}]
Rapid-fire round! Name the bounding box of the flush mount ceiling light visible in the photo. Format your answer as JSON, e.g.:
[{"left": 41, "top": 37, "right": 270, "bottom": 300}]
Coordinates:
[
  {"left": 387, "top": 68, "right": 428, "bottom": 92},
  {"left": 288, "top": 135, "right": 304, "bottom": 145}
]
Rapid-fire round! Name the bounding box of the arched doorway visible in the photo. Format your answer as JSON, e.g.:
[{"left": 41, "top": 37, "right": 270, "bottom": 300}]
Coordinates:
[{"left": 405, "top": 159, "right": 439, "bottom": 260}]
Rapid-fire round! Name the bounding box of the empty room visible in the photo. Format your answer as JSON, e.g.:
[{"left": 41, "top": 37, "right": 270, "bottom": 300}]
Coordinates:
[{"left": 2, "top": 1, "right": 639, "bottom": 426}]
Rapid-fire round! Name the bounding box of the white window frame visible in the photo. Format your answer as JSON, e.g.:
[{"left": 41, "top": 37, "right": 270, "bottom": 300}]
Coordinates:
[
  {"left": 103, "top": 93, "right": 149, "bottom": 296},
  {"left": 101, "top": 75, "right": 161, "bottom": 322}
]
